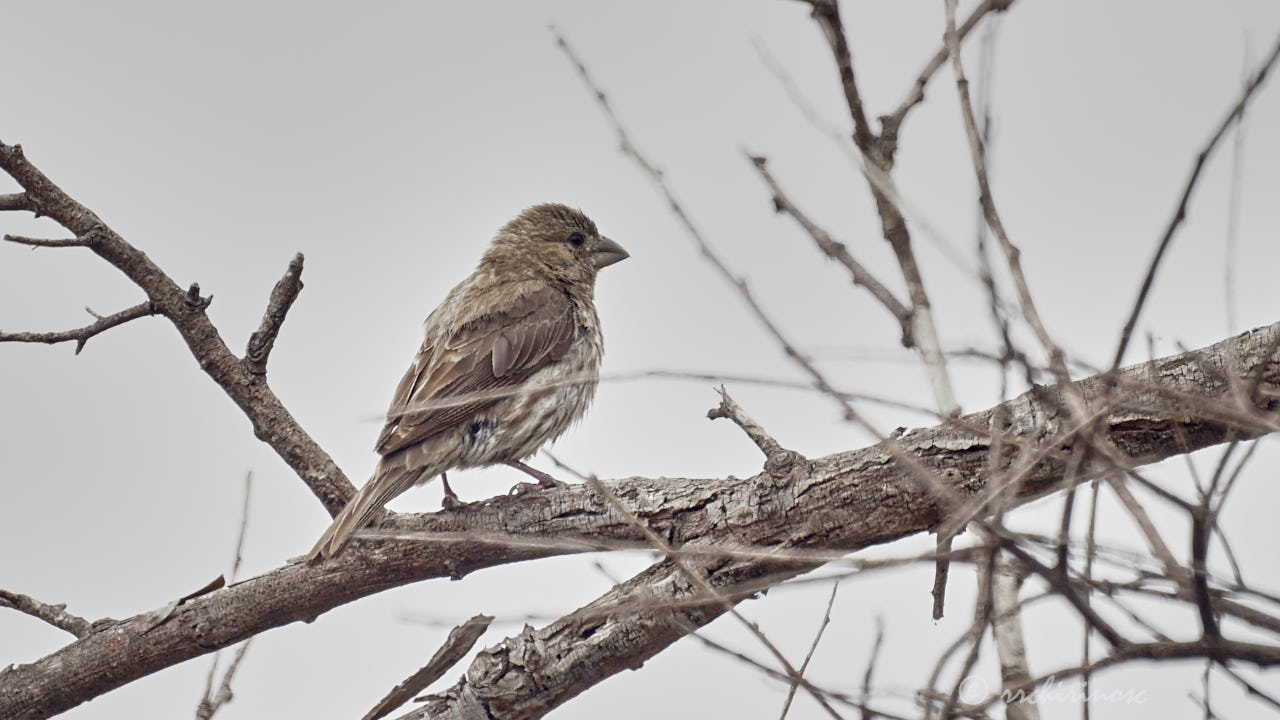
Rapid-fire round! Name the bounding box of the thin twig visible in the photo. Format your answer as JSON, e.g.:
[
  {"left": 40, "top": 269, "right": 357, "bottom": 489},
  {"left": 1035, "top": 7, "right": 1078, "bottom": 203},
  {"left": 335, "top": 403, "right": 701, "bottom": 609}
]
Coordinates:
[
  {"left": 231, "top": 471, "right": 252, "bottom": 582},
  {"left": 195, "top": 640, "right": 252, "bottom": 720},
  {"left": 551, "top": 25, "right": 872, "bottom": 426},
  {"left": 1103, "top": 474, "right": 1185, "bottom": 583},
  {"left": 779, "top": 583, "right": 840, "bottom": 720},
  {"left": 707, "top": 386, "right": 803, "bottom": 478},
  {"left": 943, "top": 0, "right": 1070, "bottom": 385},
  {"left": 753, "top": 35, "right": 1008, "bottom": 310},
  {"left": 973, "top": 639, "right": 1280, "bottom": 713},
  {"left": 0, "top": 301, "right": 156, "bottom": 354},
  {"left": 1224, "top": 41, "right": 1252, "bottom": 335},
  {"left": 0, "top": 589, "right": 93, "bottom": 638},
  {"left": 195, "top": 469, "right": 257, "bottom": 719},
  {"left": 4, "top": 234, "right": 90, "bottom": 247},
  {"left": 679, "top": 621, "right": 907, "bottom": 720},
  {"left": 1112, "top": 30, "right": 1280, "bottom": 368},
  {"left": 1190, "top": 504, "right": 1221, "bottom": 640},
  {"left": 804, "top": 0, "right": 971, "bottom": 416},
  {"left": 859, "top": 617, "right": 885, "bottom": 720},
  {"left": 938, "top": 543, "right": 995, "bottom": 720},
  {"left": 1213, "top": 661, "right": 1280, "bottom": 712},
  {"left": 882, "top": 0, "right": 1015, "bottom": 142},
  {"left": 365, "top": 614, "right": 493, "bottom": 720},
  {"left": 552, "top": 25, "right": 986, "bottom": 530},
  {"left": 747, "top": 153, "right": 912, "bottom": 342}
]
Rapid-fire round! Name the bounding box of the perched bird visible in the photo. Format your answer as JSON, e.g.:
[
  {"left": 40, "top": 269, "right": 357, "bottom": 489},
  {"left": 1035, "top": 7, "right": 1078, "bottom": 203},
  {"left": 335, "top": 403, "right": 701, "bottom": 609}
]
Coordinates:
[{"left": 308, "top": 204, "right": 628, "bottom": 561}]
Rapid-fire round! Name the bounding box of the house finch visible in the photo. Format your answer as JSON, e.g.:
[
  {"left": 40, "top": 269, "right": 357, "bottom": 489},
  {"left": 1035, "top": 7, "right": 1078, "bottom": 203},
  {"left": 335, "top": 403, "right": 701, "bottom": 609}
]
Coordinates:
[{"left": 308, "top": 203, "right": 628, "bottom": 561}]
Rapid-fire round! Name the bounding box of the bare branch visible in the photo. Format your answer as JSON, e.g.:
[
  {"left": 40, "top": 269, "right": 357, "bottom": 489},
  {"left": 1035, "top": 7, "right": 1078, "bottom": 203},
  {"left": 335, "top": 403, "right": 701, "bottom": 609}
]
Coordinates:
[
  {"left": 194, "top": 640, "right": 252, "bottom": 720},
  {"left": 975, "top": 639, "right": 1280, "bottom": 713},
  {"left": 1113, "top": 30, "right": 1280, "bottom": 368},
  {"left": 1190, "top": 504, "right": 1221, "bottom": 641},
  {"left": 195, "top": 470, "right": 257, "bottom": 719},
  {"left": 802, "top": 0, "right": 874, "bottom": 149},
  {"left": 587, "top": 477, "right": 844, "bottom": 719},
  {"left": 0, "top": 192, "right": 33, "bottom": 212},
  {"left": 551, "top": 26, "right": 873, "bottom": 425},
  {"left": 369, "top": 614, "right": 493, "bottom": 720},
  {"left": 0, "top": 301, "right": 156, "bottom": 354},
  {"left": 990, "top": 554, "right": 1038, "bottom": 720},
  {"left": 0, "top": 139, "right": 353, "bottom": 514},
  {"left": 1104, "top": 473, "right": 1184, "bottom": 581},
  {"left": 682, "top": 624, "right": 905, "bottom": 719},
  {"left": 753, "top": 36, "right": 1007, "bottom": 308},
  {"left": 3, "top": 324, "right": 1277, "bottom": 719},
  {"left": 1213, "top": 662, "right": 1280, "bottom": 712},
  {"left": 1224, "top": 42, "right": 1252, "bottom": 335},
  {"left": 799, "top": 1, "right": 962, "bottom": 415},
  {"left": 243, "top": 253, "right": 305, "bottom": 375},
  {"left": 859, "top": 617, "right": 884, "bottom": 720},
  {"left": 746, "top": 153, "right": 913, "bottom": 341},
  {"left": 780, "top": 583, "right": 840, "bottom": 720},
  {"left": 707, "top": 386, "right": 802, "bottom": 476},
  {"left": 4, "top": 234, "right": 90, "bottom": 247},
  {"left": 942, "top": 0, "right": 1071, "bottom": 388},
  {"left": 0, "top": 589, "right": 93, "bottom": 639},
  {"left": 883, "top": 0, "right": 1015, "bottom": 143},
  {"left": 230, "top": 471, "right": 252, "bottom": 582}
]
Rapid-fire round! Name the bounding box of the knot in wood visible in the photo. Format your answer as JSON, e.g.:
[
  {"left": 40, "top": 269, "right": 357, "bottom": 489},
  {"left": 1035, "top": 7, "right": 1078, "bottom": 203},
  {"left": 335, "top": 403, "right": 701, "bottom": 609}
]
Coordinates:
[
  {"left": 179, "top": 604, "right": 219, "bottom": 650},
  {"left": 764, "top": 449, "right": 799, "bottom": 478},
  {"left": 184, "top": 282, "right": 212, "bottom": 310}
]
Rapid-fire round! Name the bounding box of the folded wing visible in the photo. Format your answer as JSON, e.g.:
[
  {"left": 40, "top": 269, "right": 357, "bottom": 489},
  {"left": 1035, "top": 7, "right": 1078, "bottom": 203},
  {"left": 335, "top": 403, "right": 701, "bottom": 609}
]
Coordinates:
[{"left": 375, "top": 284, "right": 577, "bottom": 456}]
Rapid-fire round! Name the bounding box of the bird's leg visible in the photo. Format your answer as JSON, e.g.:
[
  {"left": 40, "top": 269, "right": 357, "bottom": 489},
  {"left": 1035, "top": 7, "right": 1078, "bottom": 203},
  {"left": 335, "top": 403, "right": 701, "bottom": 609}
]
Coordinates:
[
  {"left": 440, "top": 472, "right": 461, "bottom": 509},
  {"left": 506, "top": 460, "right": 568, "bottom": 495}
]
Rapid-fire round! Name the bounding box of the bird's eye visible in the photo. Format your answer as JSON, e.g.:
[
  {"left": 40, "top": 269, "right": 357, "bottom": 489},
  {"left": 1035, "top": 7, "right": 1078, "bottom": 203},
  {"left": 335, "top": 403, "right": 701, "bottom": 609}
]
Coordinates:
[{"left": 567, "top": 232, "right": 585, "bottom": 247}]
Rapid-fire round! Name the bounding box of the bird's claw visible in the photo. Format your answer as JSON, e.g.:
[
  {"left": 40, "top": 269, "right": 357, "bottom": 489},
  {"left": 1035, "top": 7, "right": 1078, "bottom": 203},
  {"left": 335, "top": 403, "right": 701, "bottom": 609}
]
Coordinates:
[{"left": 508, "top": 478, "right": 567, "bottom": 496}]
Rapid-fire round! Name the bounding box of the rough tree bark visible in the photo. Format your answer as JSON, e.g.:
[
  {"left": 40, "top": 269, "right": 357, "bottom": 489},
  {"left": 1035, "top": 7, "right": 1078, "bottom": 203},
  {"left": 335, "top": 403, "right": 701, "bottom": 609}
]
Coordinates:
[{"left": 2, "top": 322, "right": 1276, "bottom": 720}]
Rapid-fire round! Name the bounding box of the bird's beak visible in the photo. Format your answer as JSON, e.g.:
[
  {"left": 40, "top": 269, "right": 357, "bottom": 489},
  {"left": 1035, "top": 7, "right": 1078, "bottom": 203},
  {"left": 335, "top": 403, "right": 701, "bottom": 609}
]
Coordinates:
[{"left": 593, "top": 236, "right": 629, "bottom": 269}]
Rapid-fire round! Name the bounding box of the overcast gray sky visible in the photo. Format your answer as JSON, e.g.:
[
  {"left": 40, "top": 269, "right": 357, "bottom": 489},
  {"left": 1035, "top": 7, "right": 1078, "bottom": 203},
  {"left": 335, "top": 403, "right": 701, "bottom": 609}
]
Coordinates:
[{"left": 4, "top": 2, "right": 1280, "bottom": 719}]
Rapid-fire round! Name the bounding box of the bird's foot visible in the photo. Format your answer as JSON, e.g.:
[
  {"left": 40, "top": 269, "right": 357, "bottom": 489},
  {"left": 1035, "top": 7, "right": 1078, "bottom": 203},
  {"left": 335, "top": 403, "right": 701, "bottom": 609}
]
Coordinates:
[{"left": 508, "top": 478, "right": 567, "bottom": 496}]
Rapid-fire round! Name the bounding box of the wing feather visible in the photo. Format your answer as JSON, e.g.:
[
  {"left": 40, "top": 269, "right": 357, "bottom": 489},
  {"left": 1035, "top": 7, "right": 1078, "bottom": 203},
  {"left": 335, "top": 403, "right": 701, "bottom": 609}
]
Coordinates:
[{"left": 374, "top": 284, "right": 576, "bottom": 456}]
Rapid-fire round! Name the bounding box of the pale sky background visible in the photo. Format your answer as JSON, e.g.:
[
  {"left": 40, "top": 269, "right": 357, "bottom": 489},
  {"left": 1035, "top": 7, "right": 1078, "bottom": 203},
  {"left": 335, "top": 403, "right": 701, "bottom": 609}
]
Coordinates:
[{"left": 3, "top": 2, "right": 1280, "bottom": 719}]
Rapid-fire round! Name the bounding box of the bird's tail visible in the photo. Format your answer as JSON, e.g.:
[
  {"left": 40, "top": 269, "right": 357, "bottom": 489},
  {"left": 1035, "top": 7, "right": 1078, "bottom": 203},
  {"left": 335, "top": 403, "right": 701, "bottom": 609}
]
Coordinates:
[{"left": 307, "top": 462, "right": 427, "bottom": 563}]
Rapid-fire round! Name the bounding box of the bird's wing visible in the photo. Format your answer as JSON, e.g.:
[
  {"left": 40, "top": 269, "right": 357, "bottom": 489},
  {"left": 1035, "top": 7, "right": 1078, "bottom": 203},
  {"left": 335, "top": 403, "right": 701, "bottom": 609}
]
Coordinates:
[{"left": 374, "top": 283, "right": 577, "bottom": 456}]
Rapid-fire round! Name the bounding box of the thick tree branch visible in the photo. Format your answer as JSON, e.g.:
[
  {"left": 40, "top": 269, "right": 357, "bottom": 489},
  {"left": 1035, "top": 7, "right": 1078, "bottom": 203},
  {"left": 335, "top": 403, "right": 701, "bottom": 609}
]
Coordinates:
[
  {"left": 2, "top": 320, "right": 1276, "bottom": 718},
  {"left": 0, "top": 140, "right": 353, "bottom": 515}
]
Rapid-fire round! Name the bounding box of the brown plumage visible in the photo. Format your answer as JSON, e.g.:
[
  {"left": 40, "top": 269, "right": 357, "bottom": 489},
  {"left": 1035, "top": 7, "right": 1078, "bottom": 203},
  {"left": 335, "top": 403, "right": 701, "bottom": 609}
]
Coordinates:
[{"left": 308, "top": 204, "right": 628, "bottom": 561}]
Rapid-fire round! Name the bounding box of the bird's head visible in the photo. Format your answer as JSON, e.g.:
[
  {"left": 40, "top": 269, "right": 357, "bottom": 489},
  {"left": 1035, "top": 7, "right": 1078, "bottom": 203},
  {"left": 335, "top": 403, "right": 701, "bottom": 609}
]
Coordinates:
[{"left": 484, "top": 203, "right": 628, "bottom": 288}]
